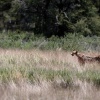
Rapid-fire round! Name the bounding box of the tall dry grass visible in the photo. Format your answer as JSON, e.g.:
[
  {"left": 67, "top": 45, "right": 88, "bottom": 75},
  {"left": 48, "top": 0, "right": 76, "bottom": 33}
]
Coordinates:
[
  {"left": 0, "top": 49, "right": 74, "bottom": 70},
  {"left": 0, "top": 48, "right": 99, "bottom": 70},
  {"left": 0, "top": 81, "right": 100, "bottom": 100},
  {"left": 0, "top": 49, "right": 100, "bottom": 100}
]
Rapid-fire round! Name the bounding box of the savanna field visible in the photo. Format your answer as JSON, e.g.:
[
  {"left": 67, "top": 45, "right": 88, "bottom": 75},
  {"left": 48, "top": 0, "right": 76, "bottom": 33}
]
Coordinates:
[
  {"left": 0, "top": 49, "right": 100, "bottom": 99},
  {"left": 0, "top": 34, "right": 100, "bottom": 100},
  {"left": 1, "top": 0, "right": 100, "bottom": 99}
]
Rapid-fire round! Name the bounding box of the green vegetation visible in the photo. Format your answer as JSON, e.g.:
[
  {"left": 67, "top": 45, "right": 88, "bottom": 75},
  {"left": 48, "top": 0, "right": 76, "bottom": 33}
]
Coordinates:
[
  {"left": 0, "top": 32, "right": 100, "bottom": 51},
  {"left": 0, "top": 0, "right": 100, "bottom": 37},
  {"left": 1, "top": 66, "right": 100, "bottom": 86},
  {"left": 0, "top": 1, "right": 100, "bottom": 99}
]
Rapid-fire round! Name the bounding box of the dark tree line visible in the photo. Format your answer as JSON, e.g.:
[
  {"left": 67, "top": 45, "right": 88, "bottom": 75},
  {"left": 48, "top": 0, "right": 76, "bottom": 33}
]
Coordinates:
[{"left": 0, "top": 0, "right": 100, "bottom": 37}]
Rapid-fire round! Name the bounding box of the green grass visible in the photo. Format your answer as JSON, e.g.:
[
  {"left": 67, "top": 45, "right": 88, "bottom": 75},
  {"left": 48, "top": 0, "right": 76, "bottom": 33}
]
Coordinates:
[
  {"left": 77, "top": 70, "right": 100, "bottom": 86},
  {"left": 0, "top": 32, "right": 100, "bottom": 51},
  {"left": 0, "top": 67, "right": 72, "bottom": 83},
  {"left": 1, "top": 66, "right": 100, "bottom": 86}
]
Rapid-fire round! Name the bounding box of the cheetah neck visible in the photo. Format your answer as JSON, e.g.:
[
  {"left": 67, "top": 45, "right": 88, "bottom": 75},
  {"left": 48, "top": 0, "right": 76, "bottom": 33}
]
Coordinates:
[{"left": 75, "top": 53, "right": 82, "bottom": 57}]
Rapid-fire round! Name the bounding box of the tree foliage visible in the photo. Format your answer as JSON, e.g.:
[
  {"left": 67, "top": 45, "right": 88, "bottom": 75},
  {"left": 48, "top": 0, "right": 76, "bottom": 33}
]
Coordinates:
[{"left": 0, "top": 0, "right": 100, "bottom": 37}]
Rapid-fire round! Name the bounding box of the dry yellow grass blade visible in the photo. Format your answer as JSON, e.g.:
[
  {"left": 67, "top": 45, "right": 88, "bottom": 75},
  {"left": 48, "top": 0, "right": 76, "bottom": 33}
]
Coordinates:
[
  {"left": 0, "top": 49, "right": 100, "bottom": 100},
  {"left": 0, "top": 49, "right": 99, "bottom": 71}
]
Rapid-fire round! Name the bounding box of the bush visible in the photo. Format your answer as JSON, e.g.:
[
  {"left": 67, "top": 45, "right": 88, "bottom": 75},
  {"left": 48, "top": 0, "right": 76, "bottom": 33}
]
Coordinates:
[
  {"left": 88, "top": 16, "right": 100, "bottom": 36},
  {"left": 74, "top": 18, "right": 92, "bottom": 36},
  {"left": 0, "top": 32, "right": 100, "bottom": 51}
]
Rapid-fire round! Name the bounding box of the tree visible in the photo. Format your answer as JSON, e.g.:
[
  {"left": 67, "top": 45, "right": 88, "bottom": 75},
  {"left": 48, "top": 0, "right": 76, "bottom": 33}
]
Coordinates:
[{"left": 0, "top": 0, "right": 100, "bottom": 37}]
